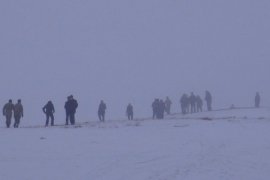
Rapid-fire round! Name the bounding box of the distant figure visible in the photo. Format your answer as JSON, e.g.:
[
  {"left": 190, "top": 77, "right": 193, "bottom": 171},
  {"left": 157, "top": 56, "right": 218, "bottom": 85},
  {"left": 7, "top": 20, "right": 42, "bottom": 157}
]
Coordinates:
[
  {"left": 98, "top": 100, "right": 107, "bottom": 122},
  {"left": 3, "top": 99, "right": 14, "bottom": 128},
  {"left": 196, "top": 95, "right": 203, "bottom": 112},
  {"left": 13, "top": 99, "right": 23, "bottom": 128},
  {"left": 180, "top": 94, "right": 188, "bottom": 114},
  {"left": 164, "top": 96, "right": 172, "bottom": 115},
  {"left": 205, "top": 91, "right": 212, "bottom": 111},
  {"left": 157, "top": 100, "right": 166, "bottom": 119},
  {"left": 152, "top": 99, "right": 159, "bottom": 119},
  {"left": 43, "top": 101, "right": 55, "bottom": 126},
  {"left": 189, "top": 92, "right": 196, "bottom": 113},
  {"left": 255, "top": 92, "right": 260, "bottom": 108},
  {"left": 126, "top": 103, "right": 133, "bottom": 120},
  {"left": 64, "top": 95, "right": 78, "bottom": 125}
]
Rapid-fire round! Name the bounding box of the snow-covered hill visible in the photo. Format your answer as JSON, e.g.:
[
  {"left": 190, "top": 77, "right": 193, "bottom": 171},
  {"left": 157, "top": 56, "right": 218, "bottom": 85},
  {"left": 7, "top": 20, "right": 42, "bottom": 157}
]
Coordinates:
[{"left": 0, "top": 108, "right": 270, "bottom": 180}]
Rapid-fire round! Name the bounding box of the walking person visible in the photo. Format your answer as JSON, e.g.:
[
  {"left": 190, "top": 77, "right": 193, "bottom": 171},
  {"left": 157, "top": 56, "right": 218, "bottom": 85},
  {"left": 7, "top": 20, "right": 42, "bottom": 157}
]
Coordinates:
[
  {"left": 98, "top": 100, "right": 106, "bottom": 122},
  {"left": 255, "top": 92, "right": 260, "bottom": 108},
  {"left": 3, "top": 99, "right": 14, "bottom": 128},
  {"left": 43, "top": 101, "right": 55, "bottom": 126},
  {"left": 126, "top": 103, "right": 133, "bottom": 120},
  {"left": 205, "top": 91, "right": 212, "bottom": 111},
  {"left": 190, "top": 92, "right": 196, "bottom": 113},
  {"left": 196, "top": 96, "right": 203, "bottom": 112},
  {"left": 152, "top": 99, "right": 159, "bottom": 119},
  {"left": 64, "top": 95, "right": 78, "bottom": 125},
  {"left": 164, "top": 96, "right": 172, "bottom": 115},
  {"left": 13, "top": 99, "right": 23, "bottom": 128}
]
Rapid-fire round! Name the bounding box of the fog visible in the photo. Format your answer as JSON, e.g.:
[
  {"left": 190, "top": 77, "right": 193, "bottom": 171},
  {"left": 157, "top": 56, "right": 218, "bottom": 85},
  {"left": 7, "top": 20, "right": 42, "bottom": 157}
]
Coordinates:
[{"left": 0, "top": 0, "right": 269, "bottom": 123}]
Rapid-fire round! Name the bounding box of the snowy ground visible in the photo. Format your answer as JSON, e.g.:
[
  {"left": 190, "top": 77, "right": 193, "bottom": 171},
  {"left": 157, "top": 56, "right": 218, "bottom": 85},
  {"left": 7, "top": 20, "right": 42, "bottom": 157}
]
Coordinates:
[{"left": 0, "top": 108, "right": 270, "bottom": 180}]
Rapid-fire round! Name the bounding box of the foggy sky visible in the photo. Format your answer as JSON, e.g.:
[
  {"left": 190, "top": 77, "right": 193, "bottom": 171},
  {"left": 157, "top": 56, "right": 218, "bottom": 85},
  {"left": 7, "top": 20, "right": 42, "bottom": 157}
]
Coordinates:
[{"left": 0, "top": 0, "right": 269, "bottom": 124}]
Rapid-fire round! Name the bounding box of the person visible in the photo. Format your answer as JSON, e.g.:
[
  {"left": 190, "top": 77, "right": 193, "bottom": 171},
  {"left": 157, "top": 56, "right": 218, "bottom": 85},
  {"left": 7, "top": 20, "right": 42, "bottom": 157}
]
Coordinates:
[
  {"left": 43, "top": 101, "right": 55, "bottom": 126},
  {"left": 164, "top": 96, "right": 172, "bottom": 115},
  {"left": 13, "top": 99, "right": 23, "bottom": 128},
  {"left": 189, "top": 92, "right": 196, "bottom": 113},
  {"left": 126, "top": 103, "right": 133, "bottom": 120},
  {"left": 205, "top": 91, "right": 212, "bottom": 111},
  {"left": 98, "top": 100, "right": 107, "bottom": 122},
  {"left": 196, "top": 95, "right": 203, "bottom": 112},
  {"left": 180, "top": 94, "right": 188, "bottom": 114},
  {"left": 157, "top": 100, "right": 165, "bottom": 119},
  {"left": 3, "top": 99, "right": 14, "bottom": 128},
  {"left": 152, "top": 99, "right": 159, "bottom": 119},
  {"left": 255, "top": 92, "right": 260, "bottom": 108},
  {"left": 64, "top": 95, "right": 78, "bottom": 125}
]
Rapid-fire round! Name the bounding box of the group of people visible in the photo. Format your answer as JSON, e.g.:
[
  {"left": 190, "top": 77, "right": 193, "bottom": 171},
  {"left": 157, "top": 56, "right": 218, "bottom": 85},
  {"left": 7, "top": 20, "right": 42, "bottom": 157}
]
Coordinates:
[
  {"left": 180, "top": 91, "right": 212, "bottom": 115},
  {"left": 1, "top": 92, "right": 262, "bottom": 128},
  {"left": 151, "top": 97, "right": 172, "bottom": 119},
  {"left": 2, "top": 99, "right": 24, "bottom": 128}
]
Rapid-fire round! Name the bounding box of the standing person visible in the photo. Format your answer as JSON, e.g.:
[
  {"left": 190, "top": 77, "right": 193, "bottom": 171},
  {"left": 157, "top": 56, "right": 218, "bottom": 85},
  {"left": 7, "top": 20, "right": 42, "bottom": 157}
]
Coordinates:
[
  {"left": 3, "top": 99, "right": 14, "bottom": 128},
  {"left": 255, "top": 92, "right": 260, "bottom": 108},
  {"left": 189, "top": 92, "right": 196, "bottom": 113},
  {"left": 13, "top": 99, "right": 23, "bottom": 128},
  {"left": 158, "top": 100, "right": 166, "bottom": 119},
  {"left": 152, "top": 99, "right": 159, "bottom": 119},
  {"left": 43, "top": 101, "right": 55, "bottom": 126},
  {"left": 98, "top": 100, "right": 107, "bottom": 122},
  {"left": 196, "top": 96, "right": 203, "bottom": 112},
  {"left": 64, "top": 95, "right": 78, "bottom": 125},
  {"left": 205, "top": 91, "right": 212, "bottom": 111},
  {"left": 126, "top": 103, "right": 133, "bottom": 120},
  {"left": 164, "top": 96, "right": 172, "bottom": 115},
  {"left": 180, "top": 94, "right": 188, "bottom": 114}
]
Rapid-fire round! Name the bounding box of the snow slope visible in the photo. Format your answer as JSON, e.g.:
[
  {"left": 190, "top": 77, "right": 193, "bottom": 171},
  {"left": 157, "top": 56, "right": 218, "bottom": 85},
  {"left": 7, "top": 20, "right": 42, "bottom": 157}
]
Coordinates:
[{"left": 0, "top": 108, "right": 270, "bottom": 180}]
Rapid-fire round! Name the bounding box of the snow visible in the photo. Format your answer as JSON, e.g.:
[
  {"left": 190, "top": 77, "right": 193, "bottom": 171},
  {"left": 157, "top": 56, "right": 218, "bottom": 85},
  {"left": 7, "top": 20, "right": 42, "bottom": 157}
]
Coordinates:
[{"left": 0, "top": 108, "right": 270, "bottom": 180}]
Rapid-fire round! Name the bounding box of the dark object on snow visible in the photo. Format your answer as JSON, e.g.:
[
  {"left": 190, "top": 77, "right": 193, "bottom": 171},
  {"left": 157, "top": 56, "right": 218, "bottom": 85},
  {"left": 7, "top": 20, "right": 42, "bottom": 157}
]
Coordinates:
[
  {"left": 98, "top": 100, "right": 106, "bottom": 122},
  {"left": 43, "top": 101, "right": 55, "bottom": 126},
  {"left": 157, "top": 100, "right": 165, "bottom": 119},
  {"left": 205, "top": 91, "right": 212, "bottom": 111},
  {"left": 126, "top": 103, "right": 133, "bottom": 120},
  {"left": 13, "top": 99, "right": 23, "bottom": 128},
  {"left": 3, "top": 99, "right": 14, "bottom": 128},
  {"left": 255, "top": 92, "right": 260, "bottom": 108},
  {"left": 64, "top": 95, "right": 78, "bottom": 125}
]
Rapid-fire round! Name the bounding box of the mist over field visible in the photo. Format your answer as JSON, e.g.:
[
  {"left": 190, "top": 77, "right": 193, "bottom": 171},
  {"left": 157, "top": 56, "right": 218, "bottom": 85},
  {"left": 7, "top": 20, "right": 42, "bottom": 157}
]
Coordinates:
[{"left": 0, "top": 0, "right": 269, "bottom": 124}]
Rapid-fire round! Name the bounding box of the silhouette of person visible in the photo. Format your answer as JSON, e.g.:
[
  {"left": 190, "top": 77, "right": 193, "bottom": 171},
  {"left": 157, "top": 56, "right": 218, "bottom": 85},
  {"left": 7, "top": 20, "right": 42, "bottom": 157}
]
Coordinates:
[
  {"left": 255, "top": 92, "right": 260, "bottom": 108},
  {"left": 43, "top": 101, "right": 55, "bottom": 126},
  {"left": 64, "top": 95, "right": 78, "bottom": 125},
  {"left": 14, "top": 99, "right": 23, "bottom": 128},
  {"left": 98, "top": 100, "right": 107, "bottom": 122},
  {"left": 3, "top": 99, "right": 14, "bottom": 128},
  {"left": 126, "top": 103, "right": 133, "bottom": 120}
]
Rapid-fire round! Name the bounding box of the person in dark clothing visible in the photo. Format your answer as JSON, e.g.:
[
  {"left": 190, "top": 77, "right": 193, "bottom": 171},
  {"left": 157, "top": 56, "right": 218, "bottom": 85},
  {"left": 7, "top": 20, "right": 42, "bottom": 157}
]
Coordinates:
[
  {"left": 196, "top": 96, "right": 203, "bottom": 112},
  {"left": 180, "top": 94, "right": 188, "bottom": 115},
  {"left": 205, "top": 91, "right": 212, "bottom": 111},
  {"left": 3, "top": 99, "right": 14, "bottom": 128},
  {"left": 152, "top": 99, "right": 159, "bottom": 119},
  {"left": 255, "top": 92, "right": 260, "bottom": 108},
  {"left": 164, "top": 96, "right": 172, "bottom": 115},
  {"left": 43, "top": 101, "right": 55, "bottom": 126},
  {"left": 126, "top": 103, "right": 133, "bottom": 120},
  {"left": 64, "top": 95, "right": 78, "bottom": 125},
  {"left": 98, "top": 100, "right": 106, "bottom": 122},
  {"left": 158, "top": 100, "right": 166, "bottom": 119},
  {"left": 189, "top": 92, "right": 196, "bottom": 113},
  {"left": 14, "top": 99, "right": 23, "bottom": 128}
]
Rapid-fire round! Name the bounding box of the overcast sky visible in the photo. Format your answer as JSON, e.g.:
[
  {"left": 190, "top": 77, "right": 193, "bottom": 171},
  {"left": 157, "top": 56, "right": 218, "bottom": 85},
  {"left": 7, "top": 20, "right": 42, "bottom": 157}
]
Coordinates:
[{"left": 0, "top": 0, "right": 269, "bottom": 123}]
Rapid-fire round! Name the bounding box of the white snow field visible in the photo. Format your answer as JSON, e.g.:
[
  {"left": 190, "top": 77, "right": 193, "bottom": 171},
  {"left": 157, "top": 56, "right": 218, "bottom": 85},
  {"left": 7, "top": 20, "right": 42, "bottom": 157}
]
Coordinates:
[{"left": 0, "top": 108, "right": 270, "bottom": 180}]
